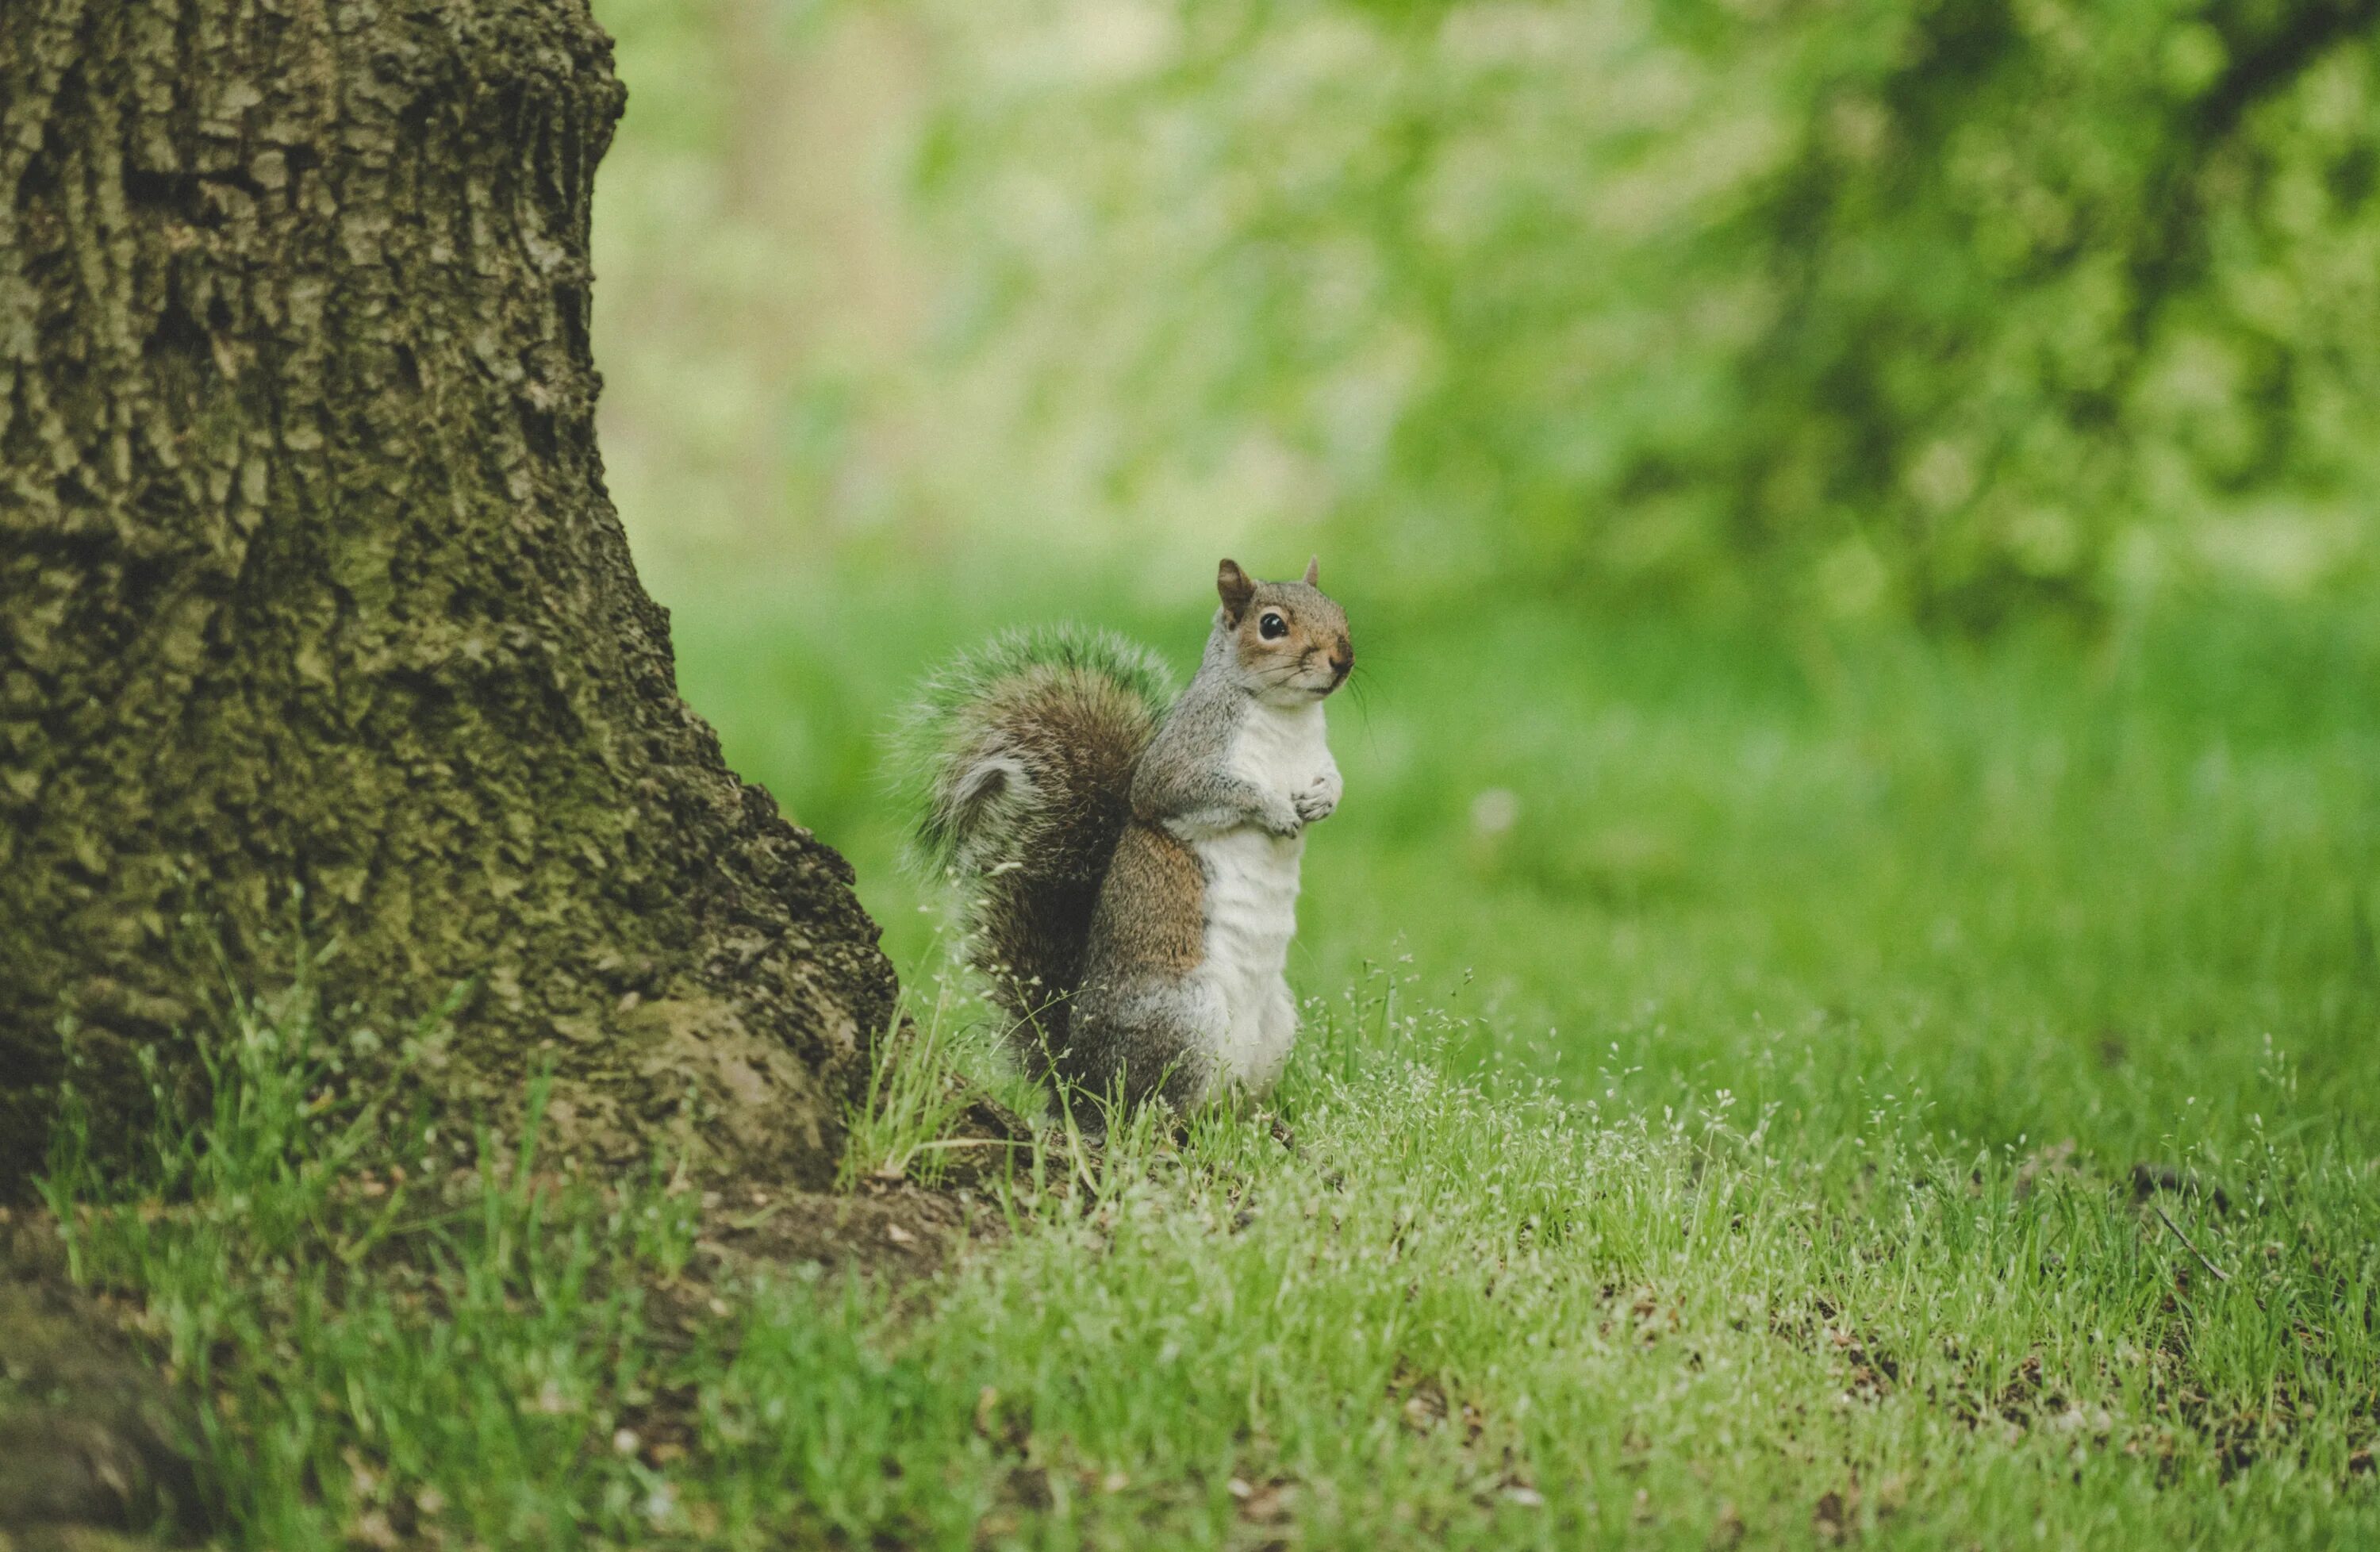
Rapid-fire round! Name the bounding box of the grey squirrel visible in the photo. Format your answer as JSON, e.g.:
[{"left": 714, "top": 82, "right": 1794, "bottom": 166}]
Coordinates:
[{"left": 898, "top": 558, "right": 1353, "bottom": 1118}]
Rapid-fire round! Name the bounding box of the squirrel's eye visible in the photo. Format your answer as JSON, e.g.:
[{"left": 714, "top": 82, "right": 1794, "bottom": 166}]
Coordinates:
[{"left": 1259, "top": 612, "right": 1288, "bottom": 640}]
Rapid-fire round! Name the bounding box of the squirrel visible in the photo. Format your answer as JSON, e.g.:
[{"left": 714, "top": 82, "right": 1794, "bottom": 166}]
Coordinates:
[{"left": 898, "top": 558, "right": 1353, "bottom": 1120}]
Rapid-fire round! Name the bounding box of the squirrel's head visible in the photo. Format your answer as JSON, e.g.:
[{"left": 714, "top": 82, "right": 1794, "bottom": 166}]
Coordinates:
[{"left": 1215, "top": 557, "right": 1353, "bottom": 704}]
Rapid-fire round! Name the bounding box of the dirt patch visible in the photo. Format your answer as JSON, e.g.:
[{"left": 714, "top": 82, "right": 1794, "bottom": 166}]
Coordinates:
[
  {"left": 691, "top": 1175, "right": 1001, "bottom": 1290},
  {"left": 691, "top": 1090, "right": 1029, "bottom": 1287}
]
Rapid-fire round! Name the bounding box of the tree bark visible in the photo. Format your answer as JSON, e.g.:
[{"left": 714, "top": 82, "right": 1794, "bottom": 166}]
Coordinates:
[{"left": 0, "top": 0, "right": 896, "bottom": 1194}]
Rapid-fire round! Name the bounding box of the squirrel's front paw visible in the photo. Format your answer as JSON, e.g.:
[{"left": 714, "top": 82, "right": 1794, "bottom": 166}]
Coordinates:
[
  {"left": 1293, "top": 775, "right": 1338, "bottom": 824},
  {"left": 1249, "top": 796, "right": 1304, "bottom": 837}
]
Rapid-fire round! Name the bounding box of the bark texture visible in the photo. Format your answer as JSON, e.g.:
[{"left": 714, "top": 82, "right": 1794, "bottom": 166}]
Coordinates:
[{"left": 0, "top": 0, "right": 896, "bottom": 1193}]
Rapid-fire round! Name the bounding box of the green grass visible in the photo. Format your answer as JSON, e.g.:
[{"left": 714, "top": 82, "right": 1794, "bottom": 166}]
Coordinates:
[
  {"left": 40, "top": 572, "right": 2380, "bottom": 1548},
  {"left": 672, "top": 565, "right": 2380, "bottom": 1158}
]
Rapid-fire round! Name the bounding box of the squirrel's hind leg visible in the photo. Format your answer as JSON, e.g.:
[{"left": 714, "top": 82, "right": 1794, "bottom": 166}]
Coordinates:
[
  {"left": 1243, "top": 977, "right": 1299, "bottom": 1097},
  {"left": 1065, "top": 974, "right": 1223, "bottom": 1123}
]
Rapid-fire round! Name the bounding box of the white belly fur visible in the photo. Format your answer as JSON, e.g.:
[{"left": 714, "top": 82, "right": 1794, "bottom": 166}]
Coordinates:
[{"left": 1190, "top": 701, "right": 1334, "bottom": 1093}]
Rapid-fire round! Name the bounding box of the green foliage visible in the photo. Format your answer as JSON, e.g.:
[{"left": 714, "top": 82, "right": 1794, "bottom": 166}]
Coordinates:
[
  {"left": 900, "top": 0, "right": 2380, "bottom": 621},
  {"left": 591, "top": 0, "right": 2380, "bottom": 626}
]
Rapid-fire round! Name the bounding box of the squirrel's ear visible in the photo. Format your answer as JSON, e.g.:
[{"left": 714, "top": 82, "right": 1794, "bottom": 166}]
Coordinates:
[
  {"left": 1217, "top": 559, "right": 1255, "bottom": 621},
  {"left": 1302, "top": 555, "right": 1320, "bottom": 588}
]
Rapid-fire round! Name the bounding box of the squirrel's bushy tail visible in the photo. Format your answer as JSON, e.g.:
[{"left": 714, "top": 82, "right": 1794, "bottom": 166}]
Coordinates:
[{"left": 893, "top": 626, "right": 1177, "bottom": 1058}]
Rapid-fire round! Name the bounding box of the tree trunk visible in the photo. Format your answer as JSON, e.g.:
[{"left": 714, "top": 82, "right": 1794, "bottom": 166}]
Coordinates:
[{"left": 0, "top": 0, "right": 896, "bottom": 1195}]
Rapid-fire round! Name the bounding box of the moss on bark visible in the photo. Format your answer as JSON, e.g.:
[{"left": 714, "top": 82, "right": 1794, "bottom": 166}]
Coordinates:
[{"left": 0, "top": 0, "right": 896, "bottom": 1193}]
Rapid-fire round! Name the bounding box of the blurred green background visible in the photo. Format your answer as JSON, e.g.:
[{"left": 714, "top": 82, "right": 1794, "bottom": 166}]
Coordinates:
[
  {"left": 593, "top": 0, "right": 2380, "bottom": 622},
  {"left": 587, "top": 0, "right": 2380, "bottom": 1154}
]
